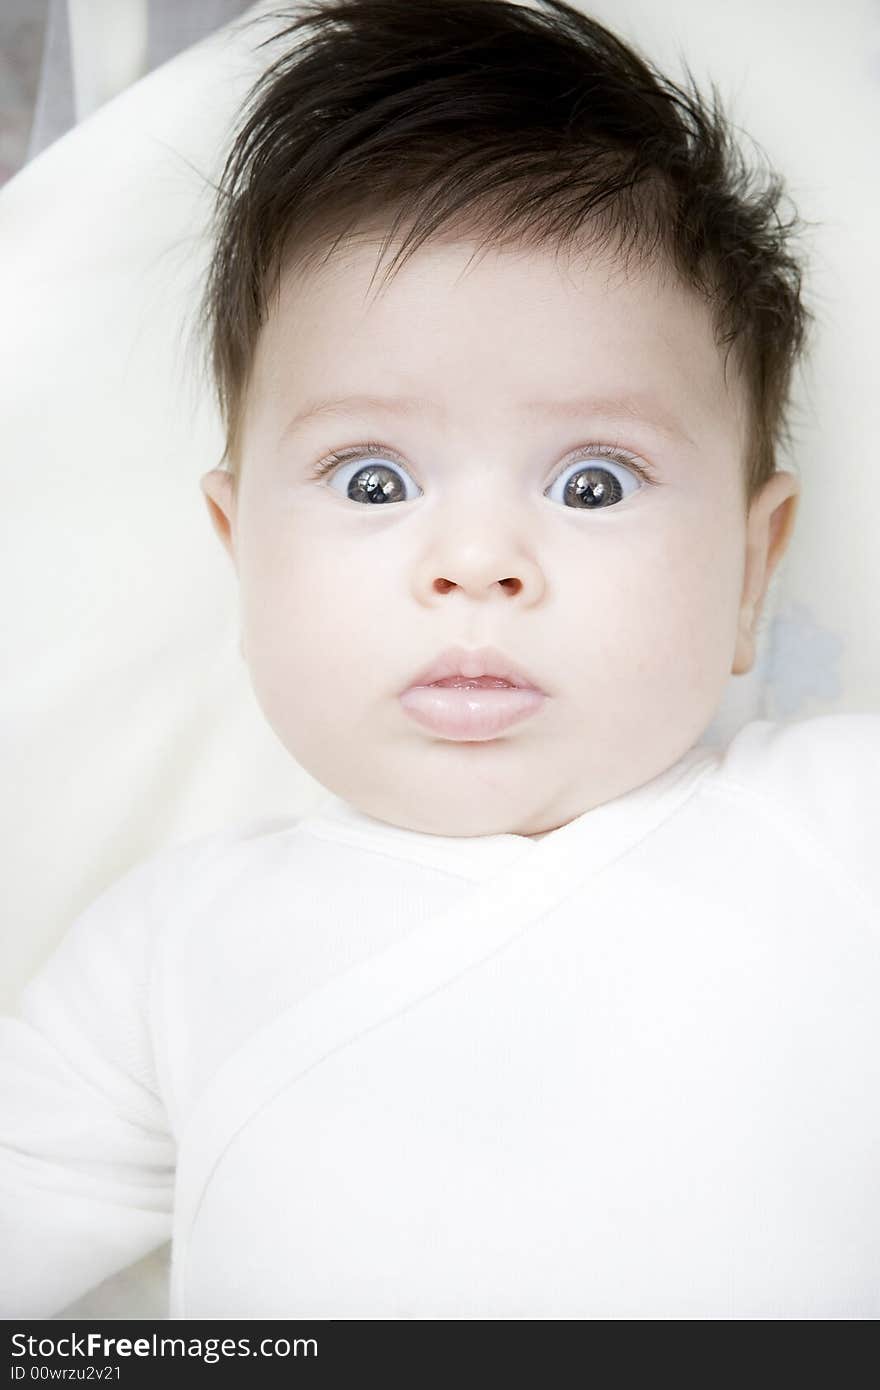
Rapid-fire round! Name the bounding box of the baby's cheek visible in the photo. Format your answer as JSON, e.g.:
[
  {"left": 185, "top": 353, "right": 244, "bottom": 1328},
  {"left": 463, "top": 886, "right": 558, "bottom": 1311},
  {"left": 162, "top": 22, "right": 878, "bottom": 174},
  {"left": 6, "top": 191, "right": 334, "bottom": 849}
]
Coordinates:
[
  {"left": 240, "top": 521, "right": 348, "bottom": 629},
  {"left": 557, "top": 513, "right": 738, "bottom": 715},
  {"left": 638, "top": 526, "right": 743, "bottom": 698},
  {"left": 237, "top": 531, "right": 380, "bottom": 742}
]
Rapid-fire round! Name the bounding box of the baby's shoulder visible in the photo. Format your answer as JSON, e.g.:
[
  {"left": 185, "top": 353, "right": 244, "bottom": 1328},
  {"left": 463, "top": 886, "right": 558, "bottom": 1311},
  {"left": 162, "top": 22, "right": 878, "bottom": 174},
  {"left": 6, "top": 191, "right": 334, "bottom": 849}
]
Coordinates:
[
  {"left": 714, "top": 711, "right": 879, "bottom": 803},
  {"left": 707, "top": 712, "right": 879, "bottom": 907},
  {"left": 60, "top": 815, "right": 305, "bottom": 960}
]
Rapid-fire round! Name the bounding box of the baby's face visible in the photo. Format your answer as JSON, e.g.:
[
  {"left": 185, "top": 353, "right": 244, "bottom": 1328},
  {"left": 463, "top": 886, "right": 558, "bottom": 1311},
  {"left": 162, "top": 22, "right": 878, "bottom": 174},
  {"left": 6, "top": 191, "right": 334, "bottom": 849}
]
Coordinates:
[{"left": 202, "top": 234, "right": 784, "bottom": 837}]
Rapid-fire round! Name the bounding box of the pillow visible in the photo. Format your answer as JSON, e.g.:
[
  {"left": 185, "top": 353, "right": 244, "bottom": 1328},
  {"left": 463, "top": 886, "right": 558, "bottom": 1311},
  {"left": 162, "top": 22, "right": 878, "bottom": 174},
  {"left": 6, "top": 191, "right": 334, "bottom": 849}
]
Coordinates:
[{"left": 2, "top": 0, "right": 876, "bottom": 1318}]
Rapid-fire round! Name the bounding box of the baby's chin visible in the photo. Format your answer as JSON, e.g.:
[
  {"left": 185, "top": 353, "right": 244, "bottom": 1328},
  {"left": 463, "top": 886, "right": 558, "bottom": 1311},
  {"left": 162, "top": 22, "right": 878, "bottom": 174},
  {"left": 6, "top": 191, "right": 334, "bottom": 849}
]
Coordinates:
[
  {"left": 326, "top": 731, "right": 702, "bottom": 839},
  {"left": 312, "top": 738, "right": 627, "bottom": 838},
  {"left": 301, "top": 712, "right": 709, "bottom": 839},
  {"left": 337, "top": 780, "right": 575, "bottom": 839}
]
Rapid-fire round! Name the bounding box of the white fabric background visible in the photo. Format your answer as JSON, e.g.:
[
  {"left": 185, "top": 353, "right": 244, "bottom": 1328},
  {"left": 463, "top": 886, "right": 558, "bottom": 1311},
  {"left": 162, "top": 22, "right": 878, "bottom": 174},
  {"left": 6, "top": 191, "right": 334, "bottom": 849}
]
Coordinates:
[
  {"left": 23, "top": 2, "right": 255, "bottom": 168},
  {"left": 1, "top": 0, "right": 877, "bottom": 1319}
]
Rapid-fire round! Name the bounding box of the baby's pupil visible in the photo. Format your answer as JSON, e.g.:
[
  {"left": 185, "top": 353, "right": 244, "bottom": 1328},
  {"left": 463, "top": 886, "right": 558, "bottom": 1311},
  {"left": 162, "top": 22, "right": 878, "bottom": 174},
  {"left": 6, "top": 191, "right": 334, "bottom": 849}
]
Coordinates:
[
  {"left": 347, "top": 464, "right": 406, "bottom": 504},
  {"left": 565, "top": 466, "right": 623, "bottom": 508}
]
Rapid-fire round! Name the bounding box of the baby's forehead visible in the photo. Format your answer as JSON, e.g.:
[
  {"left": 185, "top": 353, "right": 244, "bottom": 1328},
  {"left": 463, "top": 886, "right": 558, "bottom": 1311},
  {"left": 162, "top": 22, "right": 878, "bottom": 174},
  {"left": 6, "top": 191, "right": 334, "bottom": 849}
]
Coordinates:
[
  {"left": 257, "top": 234, "right": 747, "bottom": 452},
  {"left": 279, "top": 224, "right": 681, "bottom": 311}
]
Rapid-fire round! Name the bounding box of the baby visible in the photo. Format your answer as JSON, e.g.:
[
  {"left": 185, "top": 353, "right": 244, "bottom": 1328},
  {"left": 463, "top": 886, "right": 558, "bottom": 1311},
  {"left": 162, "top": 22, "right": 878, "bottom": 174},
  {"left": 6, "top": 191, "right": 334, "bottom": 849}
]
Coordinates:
[{"left": 2, "top": 0, "right": 879, "bottom": 1321}]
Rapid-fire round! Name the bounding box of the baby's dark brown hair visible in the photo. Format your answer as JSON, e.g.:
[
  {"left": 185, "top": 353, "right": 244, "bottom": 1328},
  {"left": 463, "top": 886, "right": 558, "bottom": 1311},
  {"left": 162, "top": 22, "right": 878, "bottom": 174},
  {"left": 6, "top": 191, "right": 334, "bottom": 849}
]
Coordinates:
[{"left": 197, "top": 0, "right": 815, "bottom": 509}]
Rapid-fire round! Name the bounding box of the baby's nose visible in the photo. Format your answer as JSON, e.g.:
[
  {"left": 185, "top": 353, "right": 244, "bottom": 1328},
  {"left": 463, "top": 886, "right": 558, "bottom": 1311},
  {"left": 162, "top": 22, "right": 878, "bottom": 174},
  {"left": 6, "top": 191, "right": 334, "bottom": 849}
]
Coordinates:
[
  {"left": 413, "top": 493, "right": 547, "bottom": 606},
  {"left": 421, "top": 544, "right": 545, "bottom": 604},
  {"left": 433, "top": 574, "right": 523, "bottom": 596}
]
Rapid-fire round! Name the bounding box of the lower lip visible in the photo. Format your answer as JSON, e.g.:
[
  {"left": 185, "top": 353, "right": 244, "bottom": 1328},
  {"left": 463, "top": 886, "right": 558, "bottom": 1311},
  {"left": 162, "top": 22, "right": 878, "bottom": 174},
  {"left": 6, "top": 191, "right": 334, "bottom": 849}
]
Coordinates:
[{"left": 398, "top": 683, "right": 546, "bottom": 740}]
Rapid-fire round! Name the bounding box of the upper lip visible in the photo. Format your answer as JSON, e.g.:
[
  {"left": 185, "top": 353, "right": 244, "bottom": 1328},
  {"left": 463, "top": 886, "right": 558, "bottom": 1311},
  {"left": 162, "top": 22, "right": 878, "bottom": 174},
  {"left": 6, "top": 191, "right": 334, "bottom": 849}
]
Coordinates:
[{"left": 402, "top": 645, "right": 546, "bottom": 693}]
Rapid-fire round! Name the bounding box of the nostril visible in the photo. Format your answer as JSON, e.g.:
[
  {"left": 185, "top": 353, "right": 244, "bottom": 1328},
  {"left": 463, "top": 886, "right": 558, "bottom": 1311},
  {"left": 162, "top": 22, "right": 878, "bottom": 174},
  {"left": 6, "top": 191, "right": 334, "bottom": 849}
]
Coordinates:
[{"left": 432, "top": 577, "right": 522, "bottom": 594}]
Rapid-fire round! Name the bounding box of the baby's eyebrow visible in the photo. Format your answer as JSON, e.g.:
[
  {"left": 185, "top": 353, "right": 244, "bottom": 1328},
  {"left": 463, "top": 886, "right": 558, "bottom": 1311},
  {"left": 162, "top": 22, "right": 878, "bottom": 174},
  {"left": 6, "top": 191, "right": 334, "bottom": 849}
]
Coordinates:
[{"left": 281, "top": 391, "right": 694, "bottom": 447}]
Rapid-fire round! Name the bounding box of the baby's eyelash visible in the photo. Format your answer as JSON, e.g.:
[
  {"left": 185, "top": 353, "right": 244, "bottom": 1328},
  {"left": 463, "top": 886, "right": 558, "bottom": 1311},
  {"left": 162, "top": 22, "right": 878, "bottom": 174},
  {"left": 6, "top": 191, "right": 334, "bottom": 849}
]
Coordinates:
[
  {"left": 308, "top": 440, "right": 407, "bottom": 480},
  {"left": 308, "top": 439, "right": 658, "bottom": 484},
  {"left": 557, "top": 441, "right": 658, "bottom": 484}
]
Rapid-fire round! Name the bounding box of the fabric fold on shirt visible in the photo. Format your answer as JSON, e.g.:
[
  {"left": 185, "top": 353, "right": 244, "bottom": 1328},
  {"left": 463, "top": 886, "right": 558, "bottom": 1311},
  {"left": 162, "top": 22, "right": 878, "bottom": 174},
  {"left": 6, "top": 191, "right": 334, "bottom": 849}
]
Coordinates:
[{"left": 170, "top": 741, "right": 718, "bottom": 1314}]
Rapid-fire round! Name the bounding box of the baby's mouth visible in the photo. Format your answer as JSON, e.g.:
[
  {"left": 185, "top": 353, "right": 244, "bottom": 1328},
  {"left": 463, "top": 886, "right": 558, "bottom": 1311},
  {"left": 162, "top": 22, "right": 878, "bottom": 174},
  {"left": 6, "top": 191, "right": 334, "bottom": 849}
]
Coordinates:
[
  {"left": 426, "top": 676, "right": 518, "bottom": 690},
  {"left": 398, "top": 680, "right": 546, "bottom": 740}
]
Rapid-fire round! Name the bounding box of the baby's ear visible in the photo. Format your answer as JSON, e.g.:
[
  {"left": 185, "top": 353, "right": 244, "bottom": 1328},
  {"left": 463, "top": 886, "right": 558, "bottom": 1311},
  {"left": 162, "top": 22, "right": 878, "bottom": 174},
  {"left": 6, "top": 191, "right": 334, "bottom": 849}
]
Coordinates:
[
  {"left": 200, "top": 468, "right": 237, "bottom": 567},
  {"left": 732, "top": 470, "right": 800, "bottom": 675}
]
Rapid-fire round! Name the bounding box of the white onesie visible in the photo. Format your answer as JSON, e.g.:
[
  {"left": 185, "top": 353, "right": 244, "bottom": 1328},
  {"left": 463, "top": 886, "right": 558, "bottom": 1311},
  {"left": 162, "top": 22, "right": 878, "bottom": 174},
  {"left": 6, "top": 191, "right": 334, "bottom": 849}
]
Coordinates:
[{"left": 1, "top": 713, "right": 878, "bottom": 1319}]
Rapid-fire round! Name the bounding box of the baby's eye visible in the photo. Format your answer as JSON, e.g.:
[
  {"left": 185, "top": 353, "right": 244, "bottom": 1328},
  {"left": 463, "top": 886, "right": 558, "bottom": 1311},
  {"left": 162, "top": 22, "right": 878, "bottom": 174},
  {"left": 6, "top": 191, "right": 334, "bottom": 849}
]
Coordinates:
[
  {"left": 544, "top": 450, "right": 647, "bottom": 509},
  {"left": 309, "top": 442, "right": 652, "bottom": 507},
  {"left": 311, "top": 445, "right": 420, "bottom": 504}
]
